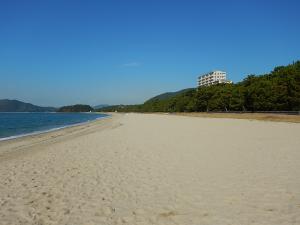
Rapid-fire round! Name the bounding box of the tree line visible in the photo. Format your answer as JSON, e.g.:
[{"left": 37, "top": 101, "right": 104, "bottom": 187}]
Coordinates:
[
  {"left": 99, "top": 61, "right": 300, "bottom": 112},
  {"left": 58, "top": 104, "right": 93, "bottom": 112}
]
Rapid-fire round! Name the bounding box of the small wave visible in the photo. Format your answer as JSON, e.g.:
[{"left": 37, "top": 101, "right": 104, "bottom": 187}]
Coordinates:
[{"left": 0, "top": 114, "right": 109, "bottom": 142}]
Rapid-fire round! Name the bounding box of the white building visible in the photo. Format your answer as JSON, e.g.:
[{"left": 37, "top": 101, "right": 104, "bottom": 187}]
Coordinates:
[{"left": 198, "top": 71, "right": 232, "bottom": 87}]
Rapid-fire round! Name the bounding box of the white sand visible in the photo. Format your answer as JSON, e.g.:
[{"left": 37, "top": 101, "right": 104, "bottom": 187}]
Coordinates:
[{"left": 0, "top": 113, "right": 299, "bottom": 225}]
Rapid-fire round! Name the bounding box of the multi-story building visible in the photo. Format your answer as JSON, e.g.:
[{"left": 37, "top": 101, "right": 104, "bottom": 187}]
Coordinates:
[{"left": 198, "top": 71, "right": 232, "bottom": 87}]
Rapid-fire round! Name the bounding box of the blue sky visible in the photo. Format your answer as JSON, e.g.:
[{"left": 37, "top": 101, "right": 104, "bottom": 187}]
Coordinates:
[{"left": 0, "top": 0, "right": 299, "bottom": 107}]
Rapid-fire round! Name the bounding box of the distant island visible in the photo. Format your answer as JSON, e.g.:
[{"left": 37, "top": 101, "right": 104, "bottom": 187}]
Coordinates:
[
  {"left": 0, "top": 99, "right": 56, "bottom": 112},
  {"left": 57, "top": 104, "right": 93, "bottom": 112},
  {"left": 0, "top": 100, "right": 94, "bottom": 113},
  {"left": 99, "top": 60, "right": 300, "bottom": 112}
]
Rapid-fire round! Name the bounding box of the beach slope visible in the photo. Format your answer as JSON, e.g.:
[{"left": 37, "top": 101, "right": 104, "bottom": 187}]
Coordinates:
[{"left": 0, "top": 113, "right": 299, "bottom": 225}]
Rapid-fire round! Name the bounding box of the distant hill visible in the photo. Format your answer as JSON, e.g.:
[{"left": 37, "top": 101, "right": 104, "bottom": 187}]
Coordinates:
[
  {"left": 93, "top": 104, "right": 110, "bottom": 109},
  {"left": 57, "top": 104, "right": 93, "bottom": 112},
  {"left": 0, "top": 99, "right": 56, "bottom": 112},
  {"left": 100, "top": 88, "right": 196, "bottom": 112},
  {"left": 145, "top": 88, "right": 195, "bottom": 102}
]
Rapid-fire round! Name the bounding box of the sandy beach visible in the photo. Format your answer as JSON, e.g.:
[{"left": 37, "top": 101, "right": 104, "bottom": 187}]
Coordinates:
[{"left": 0, "top": 113, "right": 299, "bottom": 225}]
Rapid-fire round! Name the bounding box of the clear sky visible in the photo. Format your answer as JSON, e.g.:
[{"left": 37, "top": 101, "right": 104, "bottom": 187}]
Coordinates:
[{"left": 0, "top": 0, "right": 300, "bottom": 107}]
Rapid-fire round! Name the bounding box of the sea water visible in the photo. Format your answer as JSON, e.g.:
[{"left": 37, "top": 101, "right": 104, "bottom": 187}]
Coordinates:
[{"left": 0, "top": 112, "right": 108, "bottom": 140}]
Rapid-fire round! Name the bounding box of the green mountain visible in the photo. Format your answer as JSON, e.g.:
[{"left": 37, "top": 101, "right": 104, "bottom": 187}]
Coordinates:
[
  {"left": 0, "top": 99, "right": 56, "bottom": 112},
  {"left": 58, "top": 104, "right": 93, "bottom": 112},
  {"left": 93, "top": 104, "right": 110, "bottom": 109},
  {"left": 146, "top": 88, "right": 195, "bottom": 102},
  {"left": 98, "top": 89, "right": 194, "bottom": 112}
]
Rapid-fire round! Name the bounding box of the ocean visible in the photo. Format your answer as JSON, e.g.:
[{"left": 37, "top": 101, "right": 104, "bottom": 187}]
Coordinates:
[{"left": 0, "top": 112, "right": 108, "bottom": 141}]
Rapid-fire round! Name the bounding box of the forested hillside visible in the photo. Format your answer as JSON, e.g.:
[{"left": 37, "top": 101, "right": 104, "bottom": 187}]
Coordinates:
[
  {"left": 0, "top": 99, "right": 56, "bottom": 112},
  {"left": 146, "top": 88, "right": 195, "bottom": 102},
  {"left": 99, "top": 61, "right": 300, "bottom": 112},
  {"left": 58, "top": 104, "right": 93, "bottom": 112}
]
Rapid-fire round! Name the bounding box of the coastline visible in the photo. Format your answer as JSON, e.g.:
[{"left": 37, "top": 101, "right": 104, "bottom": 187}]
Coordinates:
[
  {"left": 0, "top": 113, "right": 114, "bottom": 161},
  {"left": 0, "top": 112, "right": 110, "bottom": 142},
  {"left": 0, "top": 113, "right": 299, "bottom": 225}
]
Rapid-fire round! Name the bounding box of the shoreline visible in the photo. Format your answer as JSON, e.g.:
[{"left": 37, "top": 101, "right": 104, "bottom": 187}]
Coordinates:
[
  {"left": 0, "top": 114, "right": 114, "bottom": 161},
  {"left": 0, "top": 113, "right": 110, "bottom": 142}
]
